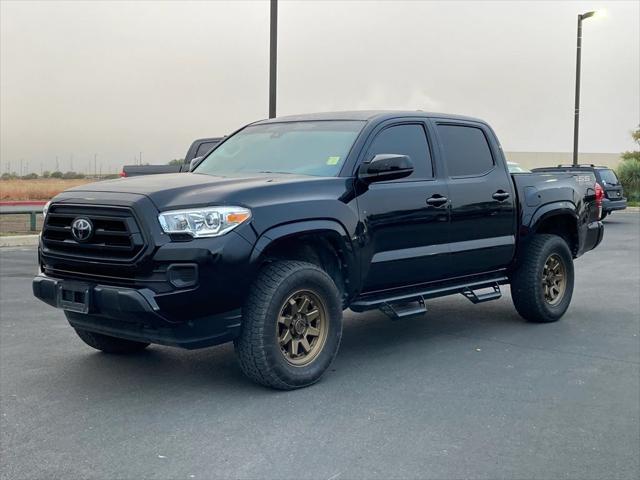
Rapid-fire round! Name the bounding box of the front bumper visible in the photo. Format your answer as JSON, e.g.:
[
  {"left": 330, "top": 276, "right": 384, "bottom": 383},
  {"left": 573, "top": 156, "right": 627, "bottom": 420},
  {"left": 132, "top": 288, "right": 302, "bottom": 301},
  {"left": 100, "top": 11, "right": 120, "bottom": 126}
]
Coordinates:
[
  {"left": 603, "top": 197, "right": 627, "bottom": 212},
  {"left": 32, "top": 274, "right": 242, "bottom": 349}
]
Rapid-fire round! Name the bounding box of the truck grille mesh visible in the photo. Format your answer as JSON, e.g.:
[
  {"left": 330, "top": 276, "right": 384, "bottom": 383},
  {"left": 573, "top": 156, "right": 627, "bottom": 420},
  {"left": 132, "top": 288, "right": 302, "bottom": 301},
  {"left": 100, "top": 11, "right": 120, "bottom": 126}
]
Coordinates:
[{"left": 42, "top": 204, "right": 146, "bottom": 262}]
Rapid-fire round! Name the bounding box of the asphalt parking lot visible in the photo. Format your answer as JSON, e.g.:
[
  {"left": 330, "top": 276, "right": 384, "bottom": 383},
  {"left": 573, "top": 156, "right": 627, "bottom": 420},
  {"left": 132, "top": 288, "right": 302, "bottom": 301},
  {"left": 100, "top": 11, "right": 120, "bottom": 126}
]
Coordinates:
[{"left": 1, "top": 213, "right": 638, "bottom": 480}]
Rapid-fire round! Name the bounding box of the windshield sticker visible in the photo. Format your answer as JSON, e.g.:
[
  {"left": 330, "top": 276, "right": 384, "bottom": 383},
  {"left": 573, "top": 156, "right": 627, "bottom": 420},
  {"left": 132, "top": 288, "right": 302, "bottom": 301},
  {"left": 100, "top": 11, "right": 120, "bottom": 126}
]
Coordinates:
[{"left": 326, "top": 156, "right": 341, "bottom": 165}]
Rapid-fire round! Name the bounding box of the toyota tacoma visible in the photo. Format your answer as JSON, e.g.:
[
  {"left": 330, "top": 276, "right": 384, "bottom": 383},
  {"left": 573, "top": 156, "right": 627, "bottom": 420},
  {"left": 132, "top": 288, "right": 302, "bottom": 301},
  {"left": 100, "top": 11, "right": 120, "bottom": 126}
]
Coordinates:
[{"left": 33, "top": 111, "right": 604, "bottom": 389}]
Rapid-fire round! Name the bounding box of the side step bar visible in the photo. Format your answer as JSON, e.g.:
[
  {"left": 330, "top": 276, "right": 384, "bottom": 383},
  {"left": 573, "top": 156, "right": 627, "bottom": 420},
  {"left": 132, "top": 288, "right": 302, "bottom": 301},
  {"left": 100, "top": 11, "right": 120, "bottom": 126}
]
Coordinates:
[
  {"left": 350, "top": 275, "right": 508, "bottom": 319},
  {"left": 380, "top": 298, "right": 427, "bottom": 320},
  {"left": 461, "top": 284, "right": 502, "bottom": 304}
]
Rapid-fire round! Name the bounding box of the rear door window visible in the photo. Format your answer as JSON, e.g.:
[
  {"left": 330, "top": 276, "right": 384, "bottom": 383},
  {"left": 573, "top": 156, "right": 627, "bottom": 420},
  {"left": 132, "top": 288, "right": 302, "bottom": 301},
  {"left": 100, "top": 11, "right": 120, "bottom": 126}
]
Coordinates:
[
  {"left": 598, "top": 169, "right": 619, "bottom": 185},
  {"left": 437, "top": 125, "right": 494, "bottom": 177},
  {"left": 366, "top": 124, "right": 433, "bottom": 179}
]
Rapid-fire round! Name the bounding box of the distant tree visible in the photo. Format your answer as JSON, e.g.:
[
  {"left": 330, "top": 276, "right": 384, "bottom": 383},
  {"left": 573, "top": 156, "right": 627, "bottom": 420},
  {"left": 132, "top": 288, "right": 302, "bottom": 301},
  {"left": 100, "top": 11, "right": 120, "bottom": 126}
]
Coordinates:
[
  {"left": 1, "top": 172, "right": 14, "bottom": 180},
  {"left": 618, "top": 126, "right": 640, "bottom": 203},
  {"left": 62, "top": 171, "right": 85, "bottom": 179},
  {"left": 50, "top": 171, "right": 64, "bottom": 178},
  {"left": 21, "top": 173, "right": 39, "bottom": 180},
  {"left": 42, "top": 171, "right": 51, "bottom": 178},
  {"left": 621, "top": 125, "right": 640, "bottom": 162},
  {"left": 168, "top": 158, "right": 185, "bottom": 166}
]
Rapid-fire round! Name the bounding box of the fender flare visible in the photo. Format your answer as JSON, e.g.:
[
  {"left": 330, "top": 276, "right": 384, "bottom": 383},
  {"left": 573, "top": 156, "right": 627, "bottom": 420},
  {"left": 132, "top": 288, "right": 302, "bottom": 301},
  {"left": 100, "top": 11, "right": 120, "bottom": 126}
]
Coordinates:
[
  {"left": 249, "top": 219, "right": 360, "bottom": 298},
  {"left": 525, "top": 202, "right": 579, "bottom": 234},
  {"left": 250, "top": 219, "right": 355, "bottom": 264}
]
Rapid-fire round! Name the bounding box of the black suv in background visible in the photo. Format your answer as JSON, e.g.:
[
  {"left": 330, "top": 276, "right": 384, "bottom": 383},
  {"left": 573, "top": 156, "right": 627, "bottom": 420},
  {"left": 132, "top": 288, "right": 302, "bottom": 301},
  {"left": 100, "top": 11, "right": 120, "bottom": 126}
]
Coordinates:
[{"left": 532, "top": 165, "right": 627, "bottom": 219}]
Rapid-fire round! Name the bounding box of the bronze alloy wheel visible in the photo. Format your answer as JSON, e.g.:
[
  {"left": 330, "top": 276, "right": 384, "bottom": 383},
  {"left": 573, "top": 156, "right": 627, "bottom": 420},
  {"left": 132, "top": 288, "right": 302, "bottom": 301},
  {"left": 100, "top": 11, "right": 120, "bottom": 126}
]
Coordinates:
[
  {"left": 542, "top": 253, "right": 566, "bottom": 305},
  {"left": 276, "top": 290, "right": 328, "bottom": 366}
]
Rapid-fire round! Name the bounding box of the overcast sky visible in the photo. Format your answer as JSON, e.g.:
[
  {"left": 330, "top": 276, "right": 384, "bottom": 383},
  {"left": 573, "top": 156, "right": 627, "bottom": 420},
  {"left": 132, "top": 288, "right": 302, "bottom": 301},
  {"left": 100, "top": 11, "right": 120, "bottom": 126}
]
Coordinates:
[{"left": 1, "top": 0, "right": 638, "bottom": 174}]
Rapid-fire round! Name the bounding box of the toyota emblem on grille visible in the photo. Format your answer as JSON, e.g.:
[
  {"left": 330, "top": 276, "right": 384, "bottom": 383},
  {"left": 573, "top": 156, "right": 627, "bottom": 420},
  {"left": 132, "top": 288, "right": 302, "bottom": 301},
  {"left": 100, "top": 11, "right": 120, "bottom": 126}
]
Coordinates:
[{"left": 71, "top": 217, "right": 93, "bottom": 242}]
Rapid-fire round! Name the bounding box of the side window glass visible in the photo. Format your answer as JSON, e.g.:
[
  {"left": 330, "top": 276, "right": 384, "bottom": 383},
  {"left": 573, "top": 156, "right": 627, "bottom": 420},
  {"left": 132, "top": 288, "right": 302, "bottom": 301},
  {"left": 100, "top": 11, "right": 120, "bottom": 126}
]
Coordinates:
[
  {"left": 366, "top": 124, "right": 432, "bottom": 179},
  {"left": 437, "top": 125, "right": 494, "bottom": 177},
  {"left": 196, "top": 142, "right": 217, "bottom": 157}
]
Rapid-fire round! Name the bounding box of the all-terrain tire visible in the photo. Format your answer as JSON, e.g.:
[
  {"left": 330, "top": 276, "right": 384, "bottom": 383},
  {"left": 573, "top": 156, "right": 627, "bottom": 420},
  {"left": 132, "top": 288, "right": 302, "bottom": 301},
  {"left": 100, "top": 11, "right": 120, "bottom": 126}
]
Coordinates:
[
  {"left": 74, "top": 328, "right": 150, "bottom": 354},
  {"left": 510, "top": 234, "right": 574, "bottom": 323},
  {"left": 234, "top": 260, "right": 343, "bottom": 390}
]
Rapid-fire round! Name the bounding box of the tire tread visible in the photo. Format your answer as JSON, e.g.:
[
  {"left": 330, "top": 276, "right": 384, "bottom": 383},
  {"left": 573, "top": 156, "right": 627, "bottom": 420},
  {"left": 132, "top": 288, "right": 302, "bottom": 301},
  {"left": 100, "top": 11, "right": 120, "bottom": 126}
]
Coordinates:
[
  {"left": 234, "top": 260, "right": 339, "bottom": 390},
  {"left": 511, "top": 234, "right": 573, "bottom": 323}
]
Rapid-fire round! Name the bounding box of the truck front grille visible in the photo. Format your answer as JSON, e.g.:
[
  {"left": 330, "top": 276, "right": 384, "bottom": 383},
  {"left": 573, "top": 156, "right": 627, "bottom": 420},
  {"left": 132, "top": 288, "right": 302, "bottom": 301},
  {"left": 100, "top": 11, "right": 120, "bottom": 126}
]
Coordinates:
[{"left": 42, "top": 204, "right": 146, "bottom": 262}]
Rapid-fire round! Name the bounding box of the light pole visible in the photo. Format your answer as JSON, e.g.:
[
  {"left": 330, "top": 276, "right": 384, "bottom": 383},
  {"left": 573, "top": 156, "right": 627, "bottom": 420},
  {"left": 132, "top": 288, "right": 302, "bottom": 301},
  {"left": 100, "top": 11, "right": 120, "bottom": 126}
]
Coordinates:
[
  {"left": 269, "top": 0, "right": 278, "bottom": 118},
  {"left": 572, "top": 10, "right": 598, "bottom": 166}
]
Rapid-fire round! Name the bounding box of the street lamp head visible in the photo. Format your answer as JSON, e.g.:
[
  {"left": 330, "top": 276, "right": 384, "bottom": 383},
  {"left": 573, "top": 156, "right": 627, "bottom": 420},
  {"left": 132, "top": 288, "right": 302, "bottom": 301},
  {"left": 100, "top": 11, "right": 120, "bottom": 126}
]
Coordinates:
[
  {"left": 581, "top": 9, "right": 606, "bottom": 20},
  {"left": 594, "top": 9, "right": 607, "bottom": 18}
]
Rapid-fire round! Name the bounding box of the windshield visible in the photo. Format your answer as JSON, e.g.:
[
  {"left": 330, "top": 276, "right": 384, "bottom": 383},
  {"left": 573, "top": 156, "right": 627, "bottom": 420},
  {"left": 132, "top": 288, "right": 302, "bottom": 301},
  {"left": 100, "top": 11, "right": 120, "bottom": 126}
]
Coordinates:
[
  {"left": 195, "top": 120, "right": 364, "bottom": 177},
  {"left": 598, "top": 169, "right": 619, "bottom": 185}
]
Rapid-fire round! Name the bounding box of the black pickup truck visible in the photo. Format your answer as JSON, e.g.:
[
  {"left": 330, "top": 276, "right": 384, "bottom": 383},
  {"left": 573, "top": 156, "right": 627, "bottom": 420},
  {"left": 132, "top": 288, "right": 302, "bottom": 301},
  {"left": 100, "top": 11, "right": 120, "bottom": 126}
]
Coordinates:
[
  {"left": 33, "top": 111, "right": 604, "bottom": 389},
  {"left": 120, "top": 137, "right": 222, "bottom": 177}
]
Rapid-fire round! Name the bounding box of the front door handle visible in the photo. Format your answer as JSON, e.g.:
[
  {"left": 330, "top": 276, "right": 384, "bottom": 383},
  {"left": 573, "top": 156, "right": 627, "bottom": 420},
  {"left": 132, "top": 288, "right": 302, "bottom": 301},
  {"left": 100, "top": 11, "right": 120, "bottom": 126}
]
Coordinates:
[
  {"left": 492, "top": 190, "right": 510, "bottom": 201},
  {"left": 426, "top": 195, "right": 448, "bottom": 207}
]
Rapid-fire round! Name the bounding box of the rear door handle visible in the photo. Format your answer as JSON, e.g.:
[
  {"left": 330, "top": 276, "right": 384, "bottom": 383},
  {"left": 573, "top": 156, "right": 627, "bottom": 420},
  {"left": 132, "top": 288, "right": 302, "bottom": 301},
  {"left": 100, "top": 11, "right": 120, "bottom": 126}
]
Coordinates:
[
  {"left": 492, "top": 190, "right": 510, "bottom": 201},
  {"left": 426, "top": 195, "right": 448, "bottom": 207}
]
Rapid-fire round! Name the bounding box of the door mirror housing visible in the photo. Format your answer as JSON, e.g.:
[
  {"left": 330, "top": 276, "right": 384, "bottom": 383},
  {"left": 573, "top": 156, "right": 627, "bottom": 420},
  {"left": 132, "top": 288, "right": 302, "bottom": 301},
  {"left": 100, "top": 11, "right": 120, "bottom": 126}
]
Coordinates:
[
  {"left": 189, "top": 156, "right": 203, "bottom": 172},
  {"left": 358, "top": 154, "right": 414, "bottom": 183}
]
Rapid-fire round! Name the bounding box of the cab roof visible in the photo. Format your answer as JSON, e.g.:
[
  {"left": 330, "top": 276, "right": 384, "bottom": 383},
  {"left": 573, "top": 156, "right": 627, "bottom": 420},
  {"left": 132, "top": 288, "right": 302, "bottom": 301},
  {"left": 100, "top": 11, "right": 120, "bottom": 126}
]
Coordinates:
[{"left": 253, "top": 110, "right": 485, "bottom": 125}]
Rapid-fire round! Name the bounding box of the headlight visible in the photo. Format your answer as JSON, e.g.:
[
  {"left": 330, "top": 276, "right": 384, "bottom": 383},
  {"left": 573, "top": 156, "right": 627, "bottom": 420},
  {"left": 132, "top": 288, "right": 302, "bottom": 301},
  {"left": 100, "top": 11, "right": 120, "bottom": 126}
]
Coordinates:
[
  {"left": 42, "top": 201, "right": 51, "bottom": 217},
  {"left": 158, "top": 206, "right": 251, "bottom": 238}
]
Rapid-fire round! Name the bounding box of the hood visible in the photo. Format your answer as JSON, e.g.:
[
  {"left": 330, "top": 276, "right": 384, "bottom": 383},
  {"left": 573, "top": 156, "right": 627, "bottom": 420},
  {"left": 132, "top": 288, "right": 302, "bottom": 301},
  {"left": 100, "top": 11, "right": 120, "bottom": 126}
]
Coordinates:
[{"left": 63, "top": 172, "right": 339, "bottom": 210}]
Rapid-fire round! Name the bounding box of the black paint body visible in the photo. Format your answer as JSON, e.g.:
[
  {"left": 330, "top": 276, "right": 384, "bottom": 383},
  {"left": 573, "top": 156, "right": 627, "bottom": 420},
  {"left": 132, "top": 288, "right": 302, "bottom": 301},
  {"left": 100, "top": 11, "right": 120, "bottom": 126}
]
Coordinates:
[{"left": 33, "top": 111, "right": 604, "bottom": 348}]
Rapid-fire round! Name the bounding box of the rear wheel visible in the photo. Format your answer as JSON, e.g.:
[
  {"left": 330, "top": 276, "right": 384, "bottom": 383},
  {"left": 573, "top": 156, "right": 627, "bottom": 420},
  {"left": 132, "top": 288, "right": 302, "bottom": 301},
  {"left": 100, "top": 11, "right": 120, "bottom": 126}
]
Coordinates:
[
  {"left": 234, "top": 260, "right": 342, "bottom": 390},
  {"left": 510, "top": 234, "right": 574, "bottom": 323},
  {"left": 600, "top": 211, "right": 609, "bottom": 220},
  {"left": 74, "top": 328, "right": 150, "bottom": 354}
]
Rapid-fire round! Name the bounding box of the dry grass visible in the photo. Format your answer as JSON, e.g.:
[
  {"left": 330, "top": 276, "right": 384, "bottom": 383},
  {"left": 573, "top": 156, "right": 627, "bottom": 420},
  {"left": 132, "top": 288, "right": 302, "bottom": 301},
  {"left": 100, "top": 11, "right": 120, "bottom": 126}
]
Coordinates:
[
  {"left": 0, "top": 179, "right": 94, "bottom": 201},
  {"left": 0, "top": 214, "right": 44, "bottom": 235}
]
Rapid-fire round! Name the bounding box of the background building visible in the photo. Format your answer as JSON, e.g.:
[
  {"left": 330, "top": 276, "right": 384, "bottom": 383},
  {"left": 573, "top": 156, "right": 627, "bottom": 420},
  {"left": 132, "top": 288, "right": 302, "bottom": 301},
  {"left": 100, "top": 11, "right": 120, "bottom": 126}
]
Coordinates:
[{"left": 505, "top": 152, "right": 621, "bottom": 169}]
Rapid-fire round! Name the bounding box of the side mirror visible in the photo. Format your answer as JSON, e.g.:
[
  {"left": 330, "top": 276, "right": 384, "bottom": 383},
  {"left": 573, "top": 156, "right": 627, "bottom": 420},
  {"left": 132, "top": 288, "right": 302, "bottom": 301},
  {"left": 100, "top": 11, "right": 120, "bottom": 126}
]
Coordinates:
[
  {"left": 189, "top": 156, "right": 203, "bottom": 172},
  {"left": 358, "top": 154, "right": 413, "bottom": 183}
]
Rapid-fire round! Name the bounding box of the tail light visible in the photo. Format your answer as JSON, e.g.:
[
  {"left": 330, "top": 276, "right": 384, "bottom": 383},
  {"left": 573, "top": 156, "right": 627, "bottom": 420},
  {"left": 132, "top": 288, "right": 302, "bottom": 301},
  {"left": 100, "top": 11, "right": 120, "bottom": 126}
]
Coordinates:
[
  {"left": 595, "top": 182, "right": 604, "bottom": 220},
  {"left": 119, "top": 170, "right": 127, "bottom": 178}
]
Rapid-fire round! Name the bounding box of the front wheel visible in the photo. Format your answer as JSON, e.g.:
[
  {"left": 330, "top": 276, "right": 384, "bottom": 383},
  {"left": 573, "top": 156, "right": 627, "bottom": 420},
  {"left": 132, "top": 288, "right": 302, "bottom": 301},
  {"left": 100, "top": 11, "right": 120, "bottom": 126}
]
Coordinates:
[
  {"left": 510, "top": 234, "right": 575, "bottom": 323},
  {"left": 234, "top": 260, "right": 343, "bottom": 390}
]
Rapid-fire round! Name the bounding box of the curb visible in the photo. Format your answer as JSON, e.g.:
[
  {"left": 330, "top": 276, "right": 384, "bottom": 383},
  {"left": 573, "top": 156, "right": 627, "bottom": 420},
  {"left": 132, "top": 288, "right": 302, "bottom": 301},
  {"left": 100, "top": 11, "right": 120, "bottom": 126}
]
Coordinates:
[{"left": 0, "top": 235, "right": 39, "bottom": 248}]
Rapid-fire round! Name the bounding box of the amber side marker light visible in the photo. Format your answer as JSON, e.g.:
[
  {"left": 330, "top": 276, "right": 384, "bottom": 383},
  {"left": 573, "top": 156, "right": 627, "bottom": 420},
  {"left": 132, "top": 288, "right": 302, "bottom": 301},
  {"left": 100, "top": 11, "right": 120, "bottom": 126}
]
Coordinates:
[{"left": 226, "top": 212, "right": 251, "bottom": 224}]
